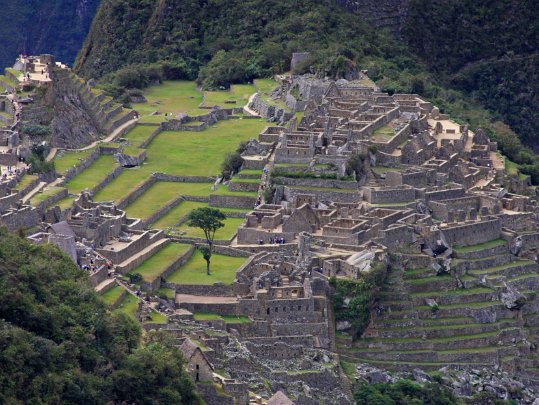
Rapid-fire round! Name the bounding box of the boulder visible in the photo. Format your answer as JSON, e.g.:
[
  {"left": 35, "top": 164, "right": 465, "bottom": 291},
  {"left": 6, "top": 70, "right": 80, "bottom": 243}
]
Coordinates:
[
  {"left": 114, "top": 152, "right": 143, "bottom": 167},
  {"left": 500, "top": 285, "right": 526, "bottom": 310}
]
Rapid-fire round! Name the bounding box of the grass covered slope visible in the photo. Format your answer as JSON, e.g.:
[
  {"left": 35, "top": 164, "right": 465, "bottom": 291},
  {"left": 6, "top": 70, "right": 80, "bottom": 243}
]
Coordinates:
[{"left": 0, "top": 228, "right": 201, "bottom": 404}]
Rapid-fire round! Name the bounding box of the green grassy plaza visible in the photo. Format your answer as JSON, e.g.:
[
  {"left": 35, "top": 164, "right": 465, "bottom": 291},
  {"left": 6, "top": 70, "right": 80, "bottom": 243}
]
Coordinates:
[{"left": 166, "top": 250, "right": 247, "bottom": 285}]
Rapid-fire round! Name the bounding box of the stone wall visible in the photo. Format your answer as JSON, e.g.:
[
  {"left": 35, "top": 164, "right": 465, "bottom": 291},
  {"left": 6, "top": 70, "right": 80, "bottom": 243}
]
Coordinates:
[
  {"left": 0, "top": 192, "right": 19, "bottom": 213},
  {"left": 442, "top": 219, "right": 501, "bottom": 246},
  {"left": 273, "top": 176, "right": 357, "bottom": 190},
  {"left": 209, "top": 194, "right": 257, "bottom": 209},
  {"left": 62, "top": 148, "right": 101, "bottom": 182},
  {"left": 248, "top": 93, "right": 294, "bottom": 122},
  {"left": 141, "top": 244, "right": 195, "bottom": 292},
  {"left": 228, "top": 181, "right": 259, "bottom": 193},
  {"left": 363, "top": 186, "right": 416, "bottom": 204},
  {"left": 284, "top": 186, "right": 360, "bottom": 204},
  {"left": 139, "top": 126, "right": 161, "bottom": 148},
  {"left": 117, "top": 176, "right": 157, "bottom": 209},
  {"left": 142, "top": 197, "right": 184, "bottom": 228},
  {"left": 152, "top": 173, "right": 215, "bottom": 184},
  {"left": 0, "top": 206, "right": 40, "bottom": 231},
  {"left": 89, "top": 165, "right": 123, "bottom": 195}
]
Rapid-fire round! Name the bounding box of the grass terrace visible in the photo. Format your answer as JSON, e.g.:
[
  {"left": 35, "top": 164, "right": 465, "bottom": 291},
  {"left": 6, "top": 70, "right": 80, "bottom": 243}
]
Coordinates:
[
  {"left": 131, "top": 81, "right": 206, "bottom": 118},
  {"left": 193, "top": 312, "right": 251, "bottom": 324},
  {"left": 371, "top": 125, "right": 395, "bottom": 142},
  {"left": 46, "top": 196, "right": 75, "bottom": 211},
  {"left": 151, "top": 201, "right": 248, "bottom": 230},
  {"left": 131, "top": 242, "right": 192, "bottom": 282},
  {"left": 203, "top": 84, "right": 255, "bottom": 108},
  {"left": 124, "top": 125, "right": 158, "bottom": 147},
  {"left": 95, "top": 118, "right": 270, "bottom": 202},
  {"left": 175, "top": 217, "right": 245, "bottom": 240},
  {"left": 53, "top": 147, "right": 97, "bottom": 175},
  {"left": 0, "top": 75, "right": 17, "bottom": 88},
  {"left": 166, "top": 250, "right": 246, "bottom": 285},
  {"left": 12, "top": 174, "right": 38, "bottom": 191},
  {"left": 100, "top": 284, "right": 125, "bottom": 307},
  {"left": 29, "top": 186, "right": 66, "bottom": 206},
  {"left": 453, "top": 239, "right": 506, "bottom": 253},
  {"left": 113, "top": 292, "right": 138, "bottom": 318},
  {"left": 125, "top": 182, "right": 213, "bottom": 219},
  {"left": 64, "top": 155, "right": 117, "bottom": 194}
]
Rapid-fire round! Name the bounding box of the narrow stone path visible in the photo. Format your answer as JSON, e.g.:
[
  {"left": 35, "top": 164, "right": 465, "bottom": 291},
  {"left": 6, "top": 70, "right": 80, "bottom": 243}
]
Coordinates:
[
  {"left": 21, "top": 181, "right": 47, "bottom": 203},
  {"left": 243, "top": 92, "right": 260, "bottom": 116},
  {"left": 62, "top": 118, "right": 138, "bottom": 152}
]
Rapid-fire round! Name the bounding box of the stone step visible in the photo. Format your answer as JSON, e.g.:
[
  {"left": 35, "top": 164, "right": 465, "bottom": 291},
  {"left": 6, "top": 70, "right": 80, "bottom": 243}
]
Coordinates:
[
  {"left": 497, "top": 273, "right": 539, "bottom": 291},
  {"left": 338, "top": 354, "right": 493, "bottom": 372},
  {"left": 406, "top": 274, "right": 456, "bottom": 293},
  {"left": 115, "top": 238, "right": 170, "bottom": 275},
  {"left": 382, "top": 300, "right": 515, "bottom": 321},
  {"left": 345, "top": 346, "right": 516, "bottom": 364},
  {"left": 378, "top": 316, "right": 477, "bottom": 329},
  {"left": 95, "top": 278, "right": 117, "bottom": 293},
  {"left": 452, "top": 240, "right": 509, "bottom": 259},
  {"left": 452, "top": 254, "right": 515, "bottom": 272},
  {"left": 469, "top": 260, "right": 536, "bottom": 278},
  {"left": 410, "top": 288, "right": 496, "bottom": 306},
  {"left": 352, "top": 327, "right": 524, "bottom": 352},
  {"left": 371, "top": 320, "right": 519, "bottom": 340}
]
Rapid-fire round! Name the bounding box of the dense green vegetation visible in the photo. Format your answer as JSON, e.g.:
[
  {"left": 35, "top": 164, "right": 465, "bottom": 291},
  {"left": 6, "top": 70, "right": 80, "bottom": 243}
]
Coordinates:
[
  {"left": 0, "top": 228, "right": 200, "bottom": 404},
  {"left": 404, "top": 0, "right": 538, "bottom": 148},
  {"left": 0, "top": 0, "right": 99, "bottom": 70},
  {"left": 75, "top": 0, "right": 538, "bottom": 183},
  {"left": 354, "top": 380, "right": 515, "bottom": 405},
  {"left": 331, "top": 260, "right": 387, "bottom": 338}
]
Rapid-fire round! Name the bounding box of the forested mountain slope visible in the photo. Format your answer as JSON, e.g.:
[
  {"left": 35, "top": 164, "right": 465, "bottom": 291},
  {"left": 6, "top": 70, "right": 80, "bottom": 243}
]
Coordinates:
[
  {"left": 404, "top": 0, "right": 539, "bottom": 148},
  {"left": 0, "top": 0, "right": 100, "bottom": 70},
  {"left": 0, "top": 229, "right": 200, "bottom": 404}
]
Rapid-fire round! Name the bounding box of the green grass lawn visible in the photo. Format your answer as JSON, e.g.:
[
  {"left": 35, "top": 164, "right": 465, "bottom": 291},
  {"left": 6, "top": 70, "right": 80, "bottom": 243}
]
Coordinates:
[
  {"left": 114, "top": 293, "right": 138, "bottom": 319},
  {"left": 151, "top": 201, "right": 209, "bottom": 229},
  {"left": 151, "top": 200, "right": 249, "bottom": 230},
  {"left": 371, "top": 125, "right": 395, "bottom": 142},
  {"left": 193, "top": 312, "right": 251, "bottom": 324},
  {"left": 131, "top": 81, "right": 207, "bottom": 118},
  {"left": 132, "top": 243, "right": 192, "bottom": 282},
  {"left": 175, "top": 217, "right": 244, "bottom": 240},
  {"left": 29, "top": 186, "right": 66, "bottom": 206},
  {"left": 202, "top": 84, "right": 255, "bottom": 108},
  {"left": 94, "top": 118, "right": 269, "bottom": 202},
  {"left": 46, "top": 196, "right": 75, "bottom": 210},
  {"left": 125, "top": 182, "right": 214, "bottom": 219},
  {"left": 100, "top": 285, "right": 125, "bottom": 307},
  {"left": 504, "top": 158, "right": 520, "bottom": 176},
  {"left": 54, "top": 148, "right": 97, "bottom": 175},
  {"left": 13, "top": 174, "right": 38, "bottom": 191},
  {"left": 123, "top": 125, "right": 158, "bottom": 147},
  {"left": 145, "top": 118, "right": 269, "bottom": 176},
  {"left": 166, "top": 250, "right": 246, "bottom": 285},
  {"left": 64, "top": 155, "right": 117, "bottom": 194},
  {"left": 155, "top": 287, "right": 175, "bottom": 299},
  {"left": 453, "top": 239, "right": 506, "bottom": 253}
]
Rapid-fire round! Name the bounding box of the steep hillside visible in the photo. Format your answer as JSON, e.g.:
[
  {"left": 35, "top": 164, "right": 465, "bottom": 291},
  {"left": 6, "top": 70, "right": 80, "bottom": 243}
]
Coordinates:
[
  {"left": 0, "top": 228, "right": 200, "bottom": 404},
  {"left": 403, "top": 0, "right": 539, "bottom": 147},
  {"left": 0, "top": 0, "right": 100, "bottom": 70}
]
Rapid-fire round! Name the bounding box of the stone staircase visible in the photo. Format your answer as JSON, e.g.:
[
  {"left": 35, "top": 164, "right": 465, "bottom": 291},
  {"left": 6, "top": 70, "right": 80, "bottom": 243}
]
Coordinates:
[{"left": 339, "top": 239, "right": 539, "bottom": 375}]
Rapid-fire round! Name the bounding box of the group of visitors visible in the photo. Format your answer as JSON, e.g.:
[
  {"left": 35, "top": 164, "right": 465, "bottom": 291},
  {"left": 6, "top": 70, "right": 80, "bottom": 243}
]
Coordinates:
[{"left": 257, "top": 236, "right": 286, "bottom": 245}]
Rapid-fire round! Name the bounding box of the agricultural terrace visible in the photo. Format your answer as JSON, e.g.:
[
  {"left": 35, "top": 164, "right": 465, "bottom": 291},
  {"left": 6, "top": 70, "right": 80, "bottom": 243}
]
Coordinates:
[
  {"left": 54, "top": 147, "right": 97, "bottom": 175},
  {"left": 94, "top": 117, "right": 267, "bottom": 203},
  {"left": 64, "top": 155, "right": 117, "bottom": 194},
  {"left": 131, "top": 242, "right": 192, "bottom": 283},
  {"left": 151, "top": 201, "right": 249, "bottom": 230},
  {"left": 166, "top": 250, "right": 247, "bottom": 285}
]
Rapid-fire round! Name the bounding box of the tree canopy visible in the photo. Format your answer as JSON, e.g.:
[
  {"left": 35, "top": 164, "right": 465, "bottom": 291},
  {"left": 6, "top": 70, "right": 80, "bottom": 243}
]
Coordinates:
[
  {"left": 187, "top": 207, "right": 226, "bottom": 274},
  {"left": 0, "top": 228, "right": 201, "bottom": 404}
]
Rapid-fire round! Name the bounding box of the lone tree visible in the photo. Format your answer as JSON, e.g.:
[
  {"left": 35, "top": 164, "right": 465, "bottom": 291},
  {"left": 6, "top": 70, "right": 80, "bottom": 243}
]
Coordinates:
[{"left": 187, "top": 207, "right": 226, "bottom": 275}]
